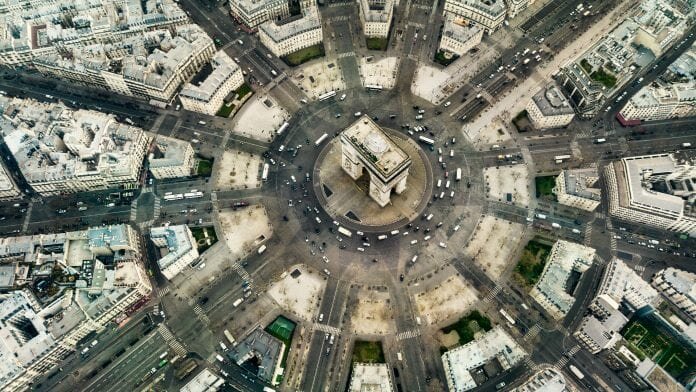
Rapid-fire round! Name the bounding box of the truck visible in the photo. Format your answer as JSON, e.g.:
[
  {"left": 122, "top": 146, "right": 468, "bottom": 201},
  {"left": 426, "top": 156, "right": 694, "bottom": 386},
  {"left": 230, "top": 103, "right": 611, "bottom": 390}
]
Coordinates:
[
  {"left": 377, "top": 234, "right": 388, "bottom": 240},
  {"left": 315, "top": 133, "right": 329, "bottom": 146},
  {"left": 337, "top": 226, "right": 353, "bottom": 237},
  {"left": 535, "top": 213, "right": 547, "bottom": 219},
  {"left": 396, "top": 352, "right": 403, "bottom": 361},
  {"left": 232, "top": 298, "right": 244, "bottom": 307},
  {"left": 683, "top": 142, "right": 692, "bottom": 148},
  {"left": 224, "top": 329, "right": 237, "bottom": 346},
  {"left": 595, "top": 138, "right": 606, "bottom": 144},
  {"left": 648, "top": 239, "right": 659, "bottom": 245},
  {"left": 220, "top": 341, "right": 228, "bottom": 351},
  {"left": 456, "top": 168, "right": 462, "bottom": 181},
  {"left": 258, "top": 244, "right": 267, "bottom": 254},
  {"left": 216, "top": 354, "right": 225, "bottom": 362}
]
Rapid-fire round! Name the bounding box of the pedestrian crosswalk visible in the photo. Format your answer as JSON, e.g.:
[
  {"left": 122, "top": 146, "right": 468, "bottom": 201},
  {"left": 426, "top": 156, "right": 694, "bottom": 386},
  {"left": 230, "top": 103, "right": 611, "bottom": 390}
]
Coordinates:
[
  {"left": 153, "top": 198, "right": 161, "bottom": 218},
  {"left": 129, "top": 198, "right": 139, "bottom": 221},
  {"left": 483, "top": 285, "right": 502, "bottom": 303},
  {"left": 337, "top": 51, "right": 355, "bottom": 59},
  {"left": 193, "top": 304, "right": 210, "bottom": 325},
  {"left": 327, "top": 2, "right": 351, "bottom": 7},
  {"left": 523, "top": 323, "right": 541, "bottom": 341},
  {"left": 314, "top": 323, "right": 341, "bottom": 335},
  {"left": 583, "top": 224, "right": 593, "bottom": 246},
  {"left": 634, "top": 265, "right": 645, "bottom": 273},
  {"left": 554, "top": 345, "right": 581, "bottom": 369},
  {"left": 523, "top": 356, "right": 538, "bottom": 370},
  {"left": 554, "top": 356, "right": 570, "bottom": 369},
  {"left": 329, "top": 15, "right": 349, "bottom": 22},
  {"left": 594, "top": 212, "right": 605, "bottom": 220},
  {"left": 231, "top": 262, "right": 251, "bottom": 282},
  {"left": 158, "top": 324, "right": 187, "bottom": 356},
  {"left": 154, "top": 285, "right": 170, "bottom": 298},
  {"left": 567, "top": 345, "right": 581, "bottom": 356},
  {"left": 396, "top": 329, "right": 420, "bottom": 341}
]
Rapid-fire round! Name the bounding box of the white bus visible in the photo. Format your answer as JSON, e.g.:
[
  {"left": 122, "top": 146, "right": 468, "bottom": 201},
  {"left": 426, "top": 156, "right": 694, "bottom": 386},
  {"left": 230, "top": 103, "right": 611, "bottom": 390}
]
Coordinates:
[
  {"left": 499, "top": 309, "right": 516, "bottom": 325},
  {"left": 315, "top": 133, "right": 329, "bottom": 146},
  {"left": 554, "top": 155, "right": 571, "bottom": 161},
  {"left": 365, "top": 84, "right": 383, "bottom": 91},
  {"left": 569, "top": 365, "right": 584, "bottom": 380},
  {"left": 418, "top": 136, "right": 434, "bottom": 145},
  {"left": 184, "top": 191, "right": 203, "bottom": 199},
  {"left": 261, "top": 163, "right": 270, "bottom": 181},
  {"left": 164, "top": 194, "right": 184, "bottom": 201},
  {"left": 232, "top": 298, "right": 243, "bottom": 307},
  {"left": 277, "top": 121, "right": 289, "bottom": 135},
  {"left": 224, "top": 329, "right": 237, "bottom": 346},
  {"left": 318, "top": 91, "right": 336, "bottom": 101},
  {"left": 337, "top": 226, "right": 353, "bottom": 237},
  {"left": 455, "top": 168, "right": 462, "bottom": 181}
]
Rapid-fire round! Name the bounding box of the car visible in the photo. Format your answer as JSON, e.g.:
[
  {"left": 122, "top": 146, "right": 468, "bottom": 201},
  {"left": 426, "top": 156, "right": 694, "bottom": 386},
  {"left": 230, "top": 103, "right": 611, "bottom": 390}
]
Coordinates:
[
  {"left": 323, "top": 269, "right": 331, "bottom": 276},
  {"left": 443, "top": 101, "right": 451, "bottom": 107},
  {"left": 399, "top": 274, "right": 404, "bottom": 281}
]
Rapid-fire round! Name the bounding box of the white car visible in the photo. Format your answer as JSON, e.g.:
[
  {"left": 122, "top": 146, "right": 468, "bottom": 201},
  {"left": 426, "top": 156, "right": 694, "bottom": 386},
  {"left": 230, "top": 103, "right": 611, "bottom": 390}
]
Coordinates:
[{"left": 444, "top": 101, "right": 451, "bottom": 107}]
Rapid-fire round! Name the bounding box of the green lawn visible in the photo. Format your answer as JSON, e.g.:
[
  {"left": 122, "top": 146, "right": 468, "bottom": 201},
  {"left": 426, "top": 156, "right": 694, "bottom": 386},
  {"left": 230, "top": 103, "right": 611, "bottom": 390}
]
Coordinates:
[
  {"left": 189, "top": 226, "right": 218, "bottom": 252},
  {"left": 236, "top": 83, "right": 252, "bottom": 100},
  {"left": 265, "top": 316, "right": 296, "bottom": 369},
  {"left": 622, "top": 318, "right": 696, "bottom": 381},
  {"left": 580, "top": 58, "right": 592, "bottom": 73},
  {"left": 441, "top": 310, "right": 492, "bottom": 346},
  {"left": 196, "top": 159, "right": 213, "bottom": 177},
  {"left": 434, "top": 51, "right": 459, "bottom": 66},
  {"left": 215, "top": 103, "right": 235, "bottom": 118},
  {"left": 514, "top": 239, "right": 553, "bottom": 287},
  {"left": 352, "top": 341, "right": 385, "bottom": 364},
  {"left": 535, "top": 175, "right": 558, "bottom": 200},
  {"left": 366, "top": 37, "right": 388, "bottom": 51},
  {"left": 283, "top": 44, "right": 325, "bottom": 66},
  {"left": 590, "top": 66, "right": 617, "bottom": 88}
]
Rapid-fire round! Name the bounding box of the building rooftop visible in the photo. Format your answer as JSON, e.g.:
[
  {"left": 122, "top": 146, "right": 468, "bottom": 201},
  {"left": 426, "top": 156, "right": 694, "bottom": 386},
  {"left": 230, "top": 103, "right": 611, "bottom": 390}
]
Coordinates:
[
  {"left": 0, "top": 96, "right": 148, "bottom": 186},
  {"left": 342, "top": 115, "right": 410, "bottom": 181},
  {"left": 450, "top": 0, "right": 506, "bottom": 18},
  {"left": 512, "top": 367, "right": 568, "bottom": 392},
  {"left": 442, "top": 16, "right": 482, "bottom": 44},
  {"left": 657, "top": 267, "right": 696, "bottom": 299},
  {"left": 348, "top": 363, "right": 394, "bottom": 392},
  {"left": 230, "top": 0, "right": 283, "bottom": 15},
  {"left": 0, "top": 0, "right": 187, "bottom": 65},
  {"left": 442, "top": 326, "right": 526, "bottom": 391},
  {"left": 150, "top": 225, "right": 199, "bottom": 271},
  {"left": 531, "top": 83, "right": 575, "bottom": 117},
  {"left": 179, "top": 51, "right": 241, "bottom": 103},
  {"left": 560, "top": 168, "right": 601, "bottom": 201},
  {"left": 618, "top": 154, "right": 694, "bottom": 218},
  {"left": 148, "top": 136, "right": 193, "bottom": 170},
  {"left": 0, "top": 162, "right": 19, "bottom": 196},
  {"left": 259, "top": 7, "right": 321, "bottom": 44},
  {"left": 180, "top": 368, "right": 225, "bottom": 392},
  {"left": 359, "top": 0, "right": 394, "bottom": 23},
  {"left": 530, "top": 240, "right": 595, "bottom": 318},
  {"left": 229, "top": 328, "right": 284, "bottom": 384}
]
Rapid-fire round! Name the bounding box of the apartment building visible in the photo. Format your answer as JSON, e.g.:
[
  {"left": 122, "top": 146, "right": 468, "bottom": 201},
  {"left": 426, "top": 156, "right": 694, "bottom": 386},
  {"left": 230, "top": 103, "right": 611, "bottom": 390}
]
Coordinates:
[
  {"left": 0, "top": 0, "right": 188, "bottom": 67},
  {"left": 574, "top": 295, "right": 629, "bottom": 354},
  {"left": 0, "top": 225, "right": 151, "bottom": 391},
  {"left": 150, "top": 225, "right": 200, "bottom": 280},
  {"left": 557, "top": 0, "right": 690, "bottom": 118},
  {"left": 529, "top": 240, "right": 596, "bottom": 320},
  {"left": 552, "top": 168, "right": 601, "bottom": 212},
  {"left": 504, "top": 0, "right": 532, "bottom": 19},
  {"left": 619, "top": 42, "right": 696, "bottom": 122},
  {"left": 259, "top": 7, "right": 323, "bottom": 58},
  {"left": 0, "top": 97, "right": 150, "bottom": 196},
  {"left": 439, "top": 17, "right": 484, "bottom": 57},
  {"left": 443, "top": 0, "right": 507, "bottom": 34},
  {"left": 358, "top": 0, "right": 395, "bottom": 38},
  {"left": 34, "top": 25, "right": 216, "bottom": 105},
  {"left": 525, "top": 82, "right": 575, "bottom": 129},
  {"left": 604, "top": 153, "right": 696, "bottom": 237},
  {"left": 0, "top": 163, "right": 21, "bottom": 200},
  {"left": 229, "top": 0, "right": 290, "bottom": 30},
  {"left": 179, "top": 51, "right": 245, "bottom": 115},
  {"left": 652, "top": 268, "right": 696, "bottom": 322},
  {"left": 348, "top": 363, "right": 395, "bottom": 392},
  {"left": 148, "top": 136, "right": 196, "bottom": 179}
]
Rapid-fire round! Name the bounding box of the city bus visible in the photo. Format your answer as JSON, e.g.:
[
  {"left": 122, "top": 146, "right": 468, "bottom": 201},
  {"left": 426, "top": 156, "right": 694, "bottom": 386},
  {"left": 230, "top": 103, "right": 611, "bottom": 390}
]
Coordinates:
[
  {"left": 164, "top": 194, "right": 184, "bottom": 201},
  {"left": 455, "top": 168, "right": 462, "bottom": 181},
  {"left": 365, "top": 84, "right": 383, "bottom": 91},
  {"left": 554, "top": 155, "right": 571, "bottom": 163},
  {"left": 276, "top": 121, "right": 289, "bottom": 135},
  {"left": 315, "top": 133, "right": 329, "bottom": 147},
  {"left": 261, "top": 163, "right": 269, "bottom": 181},
  {"left": 223, "top": 329, "right": 237, "bottom": 346},
  {"left": 318, "top": 91, "right": 336, "bottom": 101},
  {"left": 337, "top": 226, "right": 352, "bottom": 237},
  {"left": 184, "top": 191, "right": 203, "bottom": 199},
  {"left": 418, "top": 136, "right": 434, "bottom": 145}
]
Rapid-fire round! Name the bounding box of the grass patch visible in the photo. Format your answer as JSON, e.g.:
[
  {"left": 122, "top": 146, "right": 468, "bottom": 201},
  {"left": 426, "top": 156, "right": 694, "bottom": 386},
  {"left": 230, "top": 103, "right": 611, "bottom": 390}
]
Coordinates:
[
  {"left": 622, "top": 317, "right": 696, "bottom": 381},
  {"left": 366, "top": 37, "right": 388, "bottom": 51},
  {"left": 434, "top": 50, "right": 459, "bottom": 66},
  {"left": 265, "top": 315, "right": 296, "bottom": 369},
  {"left": 514, "top": 239, "right": 553, "bottom": 287},
  {"left": 441, "top": 310, "right": 492, "bottom": 347},
  {"left": 580, "top": 58, "right": 592, "bottom": 73},
  {"left": 535, "top": 175, "right": 558, "bottom": 200},
  {"left": 590, "top": 66, "right": 617, "bottom": 88},
  {"left": 352, "top": 341, "right": 385, "bottom": 364},
  {"left": 215, "top": 103, "right": 235, "bottom": 118},
  {"left": 282, "top": 44, "right": 325, "bottom": 66},
  {"left": 189, "top": 226, "right": 218, "bottom": 252},
  {"left": 196, "top": 159, "right": 213, "bottom": 177},
  {"left": 236, "top": 83, "right": 252, "bottom": 100}
]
